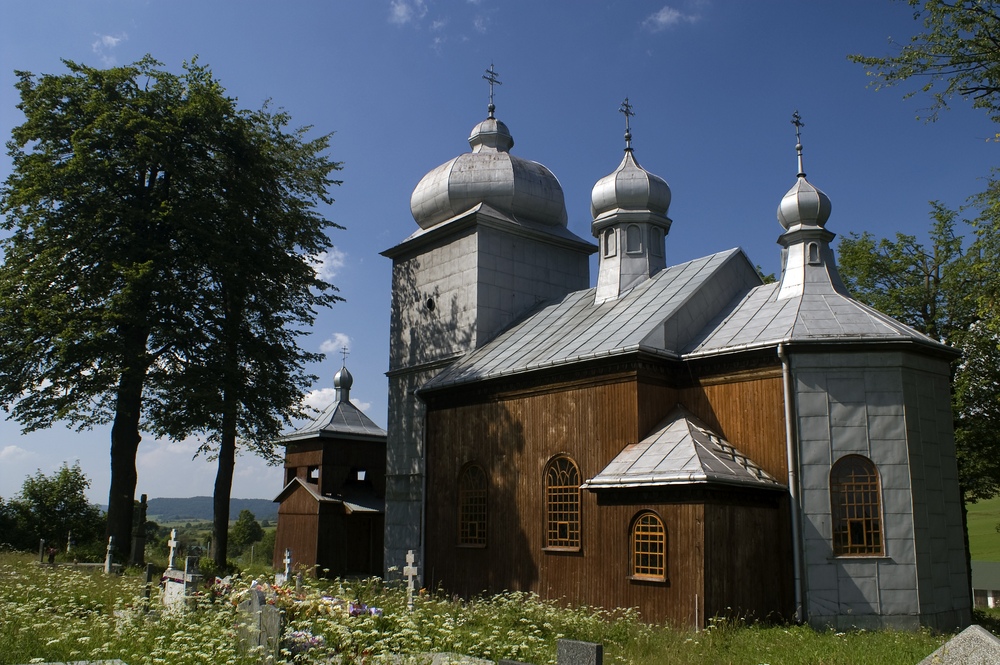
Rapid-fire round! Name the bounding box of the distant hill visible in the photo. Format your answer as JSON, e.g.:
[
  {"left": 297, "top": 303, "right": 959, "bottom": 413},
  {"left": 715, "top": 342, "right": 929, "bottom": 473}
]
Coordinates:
[{"left": 147, "top": 496, "right": 277, "bottom": 522}]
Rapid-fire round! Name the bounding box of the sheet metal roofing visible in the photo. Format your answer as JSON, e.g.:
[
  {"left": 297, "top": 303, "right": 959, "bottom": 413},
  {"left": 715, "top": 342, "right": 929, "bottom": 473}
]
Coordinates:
[
  {"left": 685, "top": 282, "right": 946, "bottom": 357},
  {"left": 582, "top": 406, "right": 781, "bottom": 490},
  {"left": 421, "top": 243, "right": 951, "bottom": 393},
  {"left": 279, "top": 397, "right": 387, "bottom": 443},
  {"left": 272, "top": 477, "right": 385, "bottom": 514},
  {"left": 422, "top": 248, "right": 759, "bottom": 391}
]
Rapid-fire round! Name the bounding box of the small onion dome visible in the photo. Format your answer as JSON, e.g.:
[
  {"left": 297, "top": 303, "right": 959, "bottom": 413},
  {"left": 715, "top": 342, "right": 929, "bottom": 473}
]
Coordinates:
[
  {"left": 591, "top": 150, "right": 671, "bottom": 221},
  {"left": 409, "top": 117, "right": 568, "bottom": 229},
  {"left": 333, "top": 365, "right": 354, "bottom": 393},
  {"left": 777, "top": 173, "right": 831, "bottom": 229}
]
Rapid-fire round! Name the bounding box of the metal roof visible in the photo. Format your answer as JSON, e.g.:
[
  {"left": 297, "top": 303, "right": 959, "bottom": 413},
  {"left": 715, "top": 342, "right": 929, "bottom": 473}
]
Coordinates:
[
  {"left": 279, "top": 397, "right": 387, "bottom": 444},
  {"left": 421, "top": 247, "right": 759, "bottom": 391},
  {"left": 582, "top": 406, "right": 782, "bottom": 490},
  {"left": 272, "top": 477, "right": 385, "bottom": 514},
  {"left": 684, "top": 282, "right": 950, "bottom": 357}
]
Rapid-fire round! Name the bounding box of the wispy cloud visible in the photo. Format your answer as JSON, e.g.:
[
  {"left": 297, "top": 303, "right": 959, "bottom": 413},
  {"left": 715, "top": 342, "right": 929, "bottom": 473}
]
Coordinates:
[
  {"left": 91, "top": 32, "right": 127, "bottom": 66},
  {"left": 319, "top": 332, "right": 351, "bottom": 355},
  {"left": 0, "top": 445, "right": 34, "bottom": 462},
  {"left": 389, "top": 0, "right": 428, "bottom": 25},
  {"left": 642, "top": 5, "right": 701, "bottom": 32},
  {"left": 309, "top": 247, "right": 346, "bottom": 281}
]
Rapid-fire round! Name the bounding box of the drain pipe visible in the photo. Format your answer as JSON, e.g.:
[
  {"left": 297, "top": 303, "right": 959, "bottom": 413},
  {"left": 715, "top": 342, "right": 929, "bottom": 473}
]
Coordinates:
[{"left": 778, "top": 343, "right": 805, "bottom": 623}]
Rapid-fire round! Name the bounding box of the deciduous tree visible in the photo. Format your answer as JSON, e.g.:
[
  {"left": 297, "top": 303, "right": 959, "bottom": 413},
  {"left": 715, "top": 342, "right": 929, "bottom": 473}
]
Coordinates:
[{"left": 0, "top": 56, "right": 341, "bottom": 553}]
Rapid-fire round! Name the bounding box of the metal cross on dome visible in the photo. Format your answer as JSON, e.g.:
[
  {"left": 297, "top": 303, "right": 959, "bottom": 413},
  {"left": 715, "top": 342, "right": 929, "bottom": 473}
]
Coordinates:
[
  {"left": 620, "top": 97, "right": 635, "bottom": 150},
  {"left": 791, "top": 110, "right": 806, "bottom": 176},
  {"left": 341, "top": 346, "right": 349, "bottom": 366},
  {"left": 483, "top": 63, "right": 501, "bottom": 118}
]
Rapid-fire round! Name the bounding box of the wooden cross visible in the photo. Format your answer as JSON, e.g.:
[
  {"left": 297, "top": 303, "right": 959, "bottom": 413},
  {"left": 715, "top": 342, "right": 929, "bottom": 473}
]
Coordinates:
[
  {"left": 619, "top": 97, "right": 635, "bottom": 150},
  {"left": 403, "top": 549, "right": 419, "bottom": 611},
  {"left": 483, "top": 63, "right": 501, "bottom": 118},
  {"left": 167, "top": 529, "right": 179, "bottom": 570}
]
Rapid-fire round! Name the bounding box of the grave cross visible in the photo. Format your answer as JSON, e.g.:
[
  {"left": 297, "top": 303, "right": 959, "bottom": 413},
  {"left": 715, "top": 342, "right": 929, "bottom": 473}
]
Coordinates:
[
  {"left": 167, "top": 528, "right": 179, "bottom": 570},
  {"left": 403, "top": 549, "right": 419, "bottom": 611},
  {"left": 104, "top": 535, "right": 115, "bottom": 574},
  {"left": 283, "top": 548, "right": 292, "bottom": 578}
]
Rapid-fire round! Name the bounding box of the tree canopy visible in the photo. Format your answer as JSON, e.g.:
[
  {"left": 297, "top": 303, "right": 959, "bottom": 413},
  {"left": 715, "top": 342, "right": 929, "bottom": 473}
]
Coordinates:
[
  {"left": 849, "top": 0, "right": 1000, "bottom": 122},
  {"left": 838, "top": 204, "right": 1000, "bottom": 501},
  {"left": 0, "top": 56, "right": 342, "bottom": 552},
  {"left": 0, "top": 463, "right": 104, "bottom": 551}
]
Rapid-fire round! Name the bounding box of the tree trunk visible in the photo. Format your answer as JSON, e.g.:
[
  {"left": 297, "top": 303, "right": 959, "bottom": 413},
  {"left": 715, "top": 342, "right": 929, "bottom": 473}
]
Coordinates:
[
  {"left": 105, "top": 329, "right": 149, "bottom": 553},
  {"left": 212, "top": 386, "right": 239, "bottom": 570}
]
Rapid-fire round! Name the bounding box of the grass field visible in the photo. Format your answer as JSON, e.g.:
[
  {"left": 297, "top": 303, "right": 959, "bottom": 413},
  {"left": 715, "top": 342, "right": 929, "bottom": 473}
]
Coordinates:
[{"left": 967, "top": 498, "right": 1000, "bottom": 561}]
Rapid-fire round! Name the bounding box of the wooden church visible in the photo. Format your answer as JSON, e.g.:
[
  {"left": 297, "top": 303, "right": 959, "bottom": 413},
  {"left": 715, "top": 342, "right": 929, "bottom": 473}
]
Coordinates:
[
  {"left": 273, "top": 364, "right": 387, "bottom": 577},
  {"left": 380, "top": 91, "right": 971, "bottom": 631}
]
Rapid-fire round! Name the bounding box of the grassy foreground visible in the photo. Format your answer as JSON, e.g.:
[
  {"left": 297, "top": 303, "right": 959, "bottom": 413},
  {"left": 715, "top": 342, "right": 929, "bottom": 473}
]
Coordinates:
[
  {"left": 966, "top": 497, "right": 1000, "bottom": 561},
  {"left": 0, "top": 551, "right": 954, "bottom": 664}
]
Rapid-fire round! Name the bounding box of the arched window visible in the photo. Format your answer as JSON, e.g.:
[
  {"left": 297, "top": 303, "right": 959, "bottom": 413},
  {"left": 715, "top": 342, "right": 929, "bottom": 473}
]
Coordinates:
[
  {"left": 458, "top": 464, "right": 487, "bottom": 547},
  {"left": 544, "top": 456, "right": 581, "bottom": 550},
  {"left": 650, "top": 227, "right": 663, "bottom": 257},
  {"left": 630, "top": 511, "right": 666, "bottom": 581},
  {"left": 831, "top": 455, "right": 883, "bottom": 556},
  {"left": 808, "top": 242, "right": 820, "bottom": 265},
  {"left": 626, "top": 225, "right": 642, "bottom": 254},
  {"left": 604, "top": 228, "right": 617, "bottom": 257}
]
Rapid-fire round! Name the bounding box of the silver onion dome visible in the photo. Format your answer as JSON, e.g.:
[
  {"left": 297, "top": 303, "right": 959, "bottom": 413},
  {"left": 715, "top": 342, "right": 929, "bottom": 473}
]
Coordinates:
[
  {"left": 777, "top": 120, "right": 831, "bottom": 229},
  {"left": 333, "top": 365, "right": 354, "bottom": 394},
  {"left": 409, "top": 116, "right": 569, "bottom": 229},
  {"left": 591, "top": 149, "right": 672, "bottom": 222}
]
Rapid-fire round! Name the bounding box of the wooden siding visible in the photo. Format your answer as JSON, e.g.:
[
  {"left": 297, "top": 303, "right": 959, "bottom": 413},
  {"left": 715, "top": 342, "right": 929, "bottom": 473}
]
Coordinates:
[
  {"left": 679, "top": 373, "right": 788, "bottom": 479},
  {"left": 425, "top": 373, "right": 793, "bottom": 626}
]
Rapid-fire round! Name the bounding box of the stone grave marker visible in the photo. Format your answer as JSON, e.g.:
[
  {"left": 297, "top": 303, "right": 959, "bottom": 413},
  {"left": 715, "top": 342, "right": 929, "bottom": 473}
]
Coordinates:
[
  {"left": 166, "top": 529, "right": 179, "bottom": 571},
  {"left": 275, "top": 548, "right": 291, "bottom": 586},
  {"left": 103, "top": 536, "right": 115, "bottom": 574},
  {"left": 237, "top": 587, "right": 283, "bottom": 660},
  {"left": 557, "top": 639, "right": 603, "bottom": 665},
  {"left": 918, "top": 624, "right": 1000, "bottom": 664},
  {"left": 162, "top": 555, "right": 201, "bottom": 611},
  {"left": 404, "top": 549, "right": 419, "bottom": 611}
]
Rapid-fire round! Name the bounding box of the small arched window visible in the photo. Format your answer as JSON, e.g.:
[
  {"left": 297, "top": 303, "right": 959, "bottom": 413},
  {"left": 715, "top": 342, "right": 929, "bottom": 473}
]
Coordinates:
[
  {"left": 626, "top": 225, "right": 642, "bottom": 254},
  {"left": 650, "top": 227, "right": 663, "bottom": 257},
  {"left": 808, "top": 242, "right": 820, "bottom": 265},
  {"left": 458, "top": 464, "right": 487, "bottom": 547},
  {"left": 544, "top": 456, "right": 581, "bottom": 550},
  {"left": 630, "top": 511, "right": 666, "bottom": 581},
  {"left": 831, "top": 455, "right": 883, "bottom": 556},
  {"left": 604, "top": 228, "right": 617, "bottom": 257}
]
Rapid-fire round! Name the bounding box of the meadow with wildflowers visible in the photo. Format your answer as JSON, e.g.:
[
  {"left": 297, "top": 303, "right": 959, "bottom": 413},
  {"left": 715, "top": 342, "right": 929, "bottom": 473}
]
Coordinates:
[{"left": 0, "top": 551, "right": 958, "bottom": 664}]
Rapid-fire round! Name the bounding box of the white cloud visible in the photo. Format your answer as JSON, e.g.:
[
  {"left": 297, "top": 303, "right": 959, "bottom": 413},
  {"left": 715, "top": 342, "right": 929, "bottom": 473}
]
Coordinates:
[
  {"left": 473, "top": 16, "right": 488, "bottom": 34},
  {"left": 309, "top": 247, "right": 346, "bottom": 281},
  {"left": 642, "top": 6, "right": 700, "bottom": 32},
  {"left": 319, "top": 332, "right": 351, "bottom": 355},
  {"left": 302, "top": 387, "right": 337, "bottom": 411},
  {"left": 0, "top": 445, "right": 34, "bottom": 462},
  {"left": 389, "top": 0, "right": 427, "bottom": 25},
  {"left": 91, "top": 32, "right": 127, "bottom": 66},
  {"left": 351, "top": 399, "right": 372, "bottom": 412},
  {"left": 431, "top": 19, "right": 447, "bottom": 31}
]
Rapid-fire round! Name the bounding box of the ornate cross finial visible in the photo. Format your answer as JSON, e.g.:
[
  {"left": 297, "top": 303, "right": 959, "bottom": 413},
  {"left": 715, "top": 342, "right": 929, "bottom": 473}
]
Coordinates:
[
  {"left": 483, "top": 63, "right": 501, "bottom": 118},
  {"left": 619, "top": 97, "right": 635, "bottom": 151},
  {"left": 340, "top": 345, "right": 349, "bottom": 367},
  {"left": 791, "top": 110, "right": 806, "bottom": 177}
]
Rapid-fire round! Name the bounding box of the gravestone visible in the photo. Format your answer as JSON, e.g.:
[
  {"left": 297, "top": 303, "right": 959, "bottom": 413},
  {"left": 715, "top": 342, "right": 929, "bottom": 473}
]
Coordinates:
[
  {"left": 918, "top": 624, "right": 1000, "bottom": 664},
  {"left": 103, "top": 536, "right": 115, "bottom": 574},
  {"left": 166, "top": 529, "right": 179, "bottom": 571},
  {"left": 557, "top": 639, "right": 603, "bottom": 665},
  {"left": 275, "top": 548, "right": 291, "bottom": 586},
  {"left": 403, "top": 549, "right": 419, "bottom": 611},
  {"left": 236, "top": 588, "right": 283, "bottom": 660},
  {"left": 162, "top": 556, "right": 202, "bottom": 611}
]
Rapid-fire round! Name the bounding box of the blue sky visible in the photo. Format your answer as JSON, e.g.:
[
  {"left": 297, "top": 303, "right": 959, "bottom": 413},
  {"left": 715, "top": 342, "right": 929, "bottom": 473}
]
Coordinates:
[{"left": 0, "top": 0, "right": 996, "bottom": 503}]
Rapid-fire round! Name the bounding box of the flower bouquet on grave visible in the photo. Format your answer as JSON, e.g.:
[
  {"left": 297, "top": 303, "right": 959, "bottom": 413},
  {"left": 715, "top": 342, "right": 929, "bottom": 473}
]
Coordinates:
[
  {"left": 348, "top": 601, "right": 383, "bottom": 617},
  {"left": 284, "top": 629, "right": 325, "bottom": 656}
]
